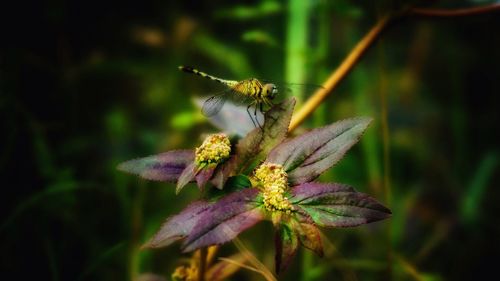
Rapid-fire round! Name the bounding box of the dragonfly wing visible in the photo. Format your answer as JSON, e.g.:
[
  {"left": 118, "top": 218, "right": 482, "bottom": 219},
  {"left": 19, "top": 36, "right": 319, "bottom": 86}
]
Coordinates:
[
  {"left": 201, "top": 92, "right": 229, "bottom": 117},
  {"left": 279, "top": 83, "right": 323, "bottom": 97},
  {"left": 229, "top": 91, "right": 254, "bottom": 107},
  {"left": 260, "top": 79, "right": 323, "bottom": 97}
]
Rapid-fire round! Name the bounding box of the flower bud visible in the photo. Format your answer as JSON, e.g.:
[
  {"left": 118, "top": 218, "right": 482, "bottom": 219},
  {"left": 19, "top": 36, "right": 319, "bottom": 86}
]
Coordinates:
[
  {"left": 195, "top": 133, "right": 231, "bottom": 165},
  {"left": 254, "top": 163, "right": 293, "bottom": 213}
]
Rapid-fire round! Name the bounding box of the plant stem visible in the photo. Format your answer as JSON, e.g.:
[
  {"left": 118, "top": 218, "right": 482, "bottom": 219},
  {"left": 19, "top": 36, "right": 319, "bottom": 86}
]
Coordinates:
[
  {"left": 377, "top": 32, "right": 393, "bottom": 281},
  {"left": 301, "top": 251, "right": 314, "bottom": 281},
  {"left": 410, "top": 4, "right": 500, "bottom": 17},
  {"left": 198, "top": 247, "right": 207, "bottom": 281},
  {"left": 286, "top": 0, "right": 311, "bottom": 101},
  {"left": 288, "top": 14, "right": 392, "bottom": 132},
  {"left": 129, "top": 182, "right": 145, "bottom": 281}
]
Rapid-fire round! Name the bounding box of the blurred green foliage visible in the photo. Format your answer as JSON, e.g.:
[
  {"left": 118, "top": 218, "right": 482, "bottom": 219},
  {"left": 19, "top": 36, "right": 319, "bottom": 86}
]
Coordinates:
[{"left": 1, "top": 0, "right": 499, "bottom": 280}]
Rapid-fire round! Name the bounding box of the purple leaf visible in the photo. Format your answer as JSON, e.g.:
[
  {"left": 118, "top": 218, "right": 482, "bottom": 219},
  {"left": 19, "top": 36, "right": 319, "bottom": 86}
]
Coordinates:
[
  {"left": 117, "top": 150, "right": 194, "bottom": 182},
  {"left": 182, "top": 188, "right": 264, "bottom": 252},
  {"left": 255, "top": 98, "right": 296, "bottom": 158},
  {"left": 275, "top": 223, "right": 298, "bottom": 274},
  {"left": 176, "top": 162, "right": 197, "bottom": 194},
  {"left": 267, "top": 117, "right": 372, "bottom": 185},
  {"left": 195, "top": 165, "right": 216, "bottom": 190},
  {"left": 142, "top": 201, "right": 211, "bottom": 249},
  {"left": 294, "top": 222, "right": 323, "bottom": 257},
  {"left": 211, "top": 159, "right": 236, "bottom": 190},
  {"left": 233, "top": 98, "right": 296, "bottom": 173},
  {"left": 290, "top": 182, "right": 391, "bottom": 227}
]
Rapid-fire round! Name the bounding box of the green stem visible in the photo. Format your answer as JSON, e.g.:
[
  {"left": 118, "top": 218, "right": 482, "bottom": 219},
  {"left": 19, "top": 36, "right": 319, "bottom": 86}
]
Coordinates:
[
  {"left": 289, "top": 3, "right": 500, "bottom": 132},
  {"left": 129, "top": 182, "right": 145, "bottom": 281},
  {"left": 289, "top": 14, "right": 392, "bottom": 132},
  {"left": 301, "top": 251, "right": 314, "bottom": 281},
  {"left": 286, "top": 0, "right": 311, "bottom": 100},
  {"left": 377, "top": 31, "right": 393, "bottom": 281}
]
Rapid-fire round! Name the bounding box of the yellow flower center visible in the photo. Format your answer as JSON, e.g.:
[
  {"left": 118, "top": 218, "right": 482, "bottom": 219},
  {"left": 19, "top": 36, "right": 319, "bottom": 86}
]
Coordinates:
[
  {"left": 172, "top": 265, "right": 198, "bottom": 281},
  {"left": 254, "top": 163, "right": 293, "bottom": 213},
  {"left": 195, "top": 133, "right": 231, "bottom": 165}
]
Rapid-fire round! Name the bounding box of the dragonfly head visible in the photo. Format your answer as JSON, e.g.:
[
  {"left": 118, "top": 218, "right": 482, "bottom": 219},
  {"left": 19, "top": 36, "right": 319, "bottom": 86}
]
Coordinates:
[{"left": 263, "top": 83, "right": 278, "bottom": 100}]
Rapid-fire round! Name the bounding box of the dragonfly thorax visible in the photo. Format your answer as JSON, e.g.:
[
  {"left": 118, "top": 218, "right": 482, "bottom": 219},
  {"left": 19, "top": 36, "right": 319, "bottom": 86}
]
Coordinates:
[{"left": 262, "top": 83, "right": 278, "bottom": 100}]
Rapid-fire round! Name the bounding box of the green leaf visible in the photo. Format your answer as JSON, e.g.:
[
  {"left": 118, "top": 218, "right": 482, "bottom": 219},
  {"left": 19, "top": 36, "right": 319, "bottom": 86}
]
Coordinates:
[
  {"left": 275, "top": 222, "right": 299, "bottom": 274},
  {"left": 461, "top": 151, "right": 498, "bottom": 225},
  {"left": 226, "top": 175, "right": 252, "bottom": 189},
  {"left": 241, "top": 30, "right": 278, "bottom": 47},
  {"left": 170, "top": 111, "right": 201, "bottom": 130},
  {"left": 207, "top": 175, "right": 252, "bottom": 199},
  {"left": 290, "top": 183, "right": 391, "bottom": 227},
  {"left": 267, "top": 117, "right": 372, "bottom": 185},
  {"left": 215, "top": 1, "right": 282, "bottom": 20}
]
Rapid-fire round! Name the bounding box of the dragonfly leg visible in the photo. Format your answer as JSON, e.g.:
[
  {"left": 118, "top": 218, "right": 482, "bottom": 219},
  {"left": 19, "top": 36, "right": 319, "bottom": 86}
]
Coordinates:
[
  {"left": 246, "top": 103, "right": 257, "bottom": 128},
  {"left": 254, "top": 103, "right": 262, "bottom": 129},
  {"left": 262, "top": 99, "right": 278, "bottom": 124},
  {"left": 264, "top": 98, "right": 274, "bottom": 108}
]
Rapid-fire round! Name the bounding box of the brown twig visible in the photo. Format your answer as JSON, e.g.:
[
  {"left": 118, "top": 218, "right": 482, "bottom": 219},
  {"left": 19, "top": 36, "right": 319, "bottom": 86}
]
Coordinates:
[
  {"left": 198, "top": 247, "right": 207, "bottom": 281},
  {"left": 288, "top": 3, "right": 500, "bottom": 132},
  {"left": 233, "top": 237, "right": 277, "bottom": 281},
  {"left": 410, "top": 4, "right": 500, "bottom": 17},
  {"left": 288, "top": 14, "right": 392, "bottom": 132}
]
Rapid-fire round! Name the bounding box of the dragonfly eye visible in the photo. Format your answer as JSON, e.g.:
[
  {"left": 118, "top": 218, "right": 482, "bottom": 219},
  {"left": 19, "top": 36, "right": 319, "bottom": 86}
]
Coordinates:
[
  {"left": 270, "top": 86, "right": 278, "bottom": 99},
  {"left": 265, "top": 84, "right": 278, "bottom": 99}
]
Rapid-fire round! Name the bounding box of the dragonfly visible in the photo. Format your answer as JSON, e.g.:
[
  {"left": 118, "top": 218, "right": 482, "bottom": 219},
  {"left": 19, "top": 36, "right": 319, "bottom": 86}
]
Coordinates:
[{"left": 179, "top": 66, "right": 280, "bottom": 128}]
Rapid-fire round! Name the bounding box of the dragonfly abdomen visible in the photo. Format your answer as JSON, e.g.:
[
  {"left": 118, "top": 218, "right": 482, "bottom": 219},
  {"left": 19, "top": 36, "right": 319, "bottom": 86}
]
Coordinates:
[{"left": 179, "top": 66, "right": 236, "bottom": 87}]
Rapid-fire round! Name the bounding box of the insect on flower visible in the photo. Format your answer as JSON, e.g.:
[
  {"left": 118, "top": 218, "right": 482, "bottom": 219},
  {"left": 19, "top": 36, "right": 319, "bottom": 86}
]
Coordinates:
[
  {"left": 137, "top": 99, "right": 391, "bottom": 274},
  {"left": 179, "top": 66, "right": 321, "bottom": 128}
]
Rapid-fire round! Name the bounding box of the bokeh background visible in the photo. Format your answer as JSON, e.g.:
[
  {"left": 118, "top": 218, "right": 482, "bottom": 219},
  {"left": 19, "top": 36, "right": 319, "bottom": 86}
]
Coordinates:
[{"left": 1, "top": 0, "right": 499, "bottom": 280}]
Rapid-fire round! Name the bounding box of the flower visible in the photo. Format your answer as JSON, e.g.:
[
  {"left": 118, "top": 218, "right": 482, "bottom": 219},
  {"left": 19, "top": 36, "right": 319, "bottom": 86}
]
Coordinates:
[
  {"left": 117, "top": 133, "right": 233, "bottom": 194},
  {"left": 175, "top": 133, "right": 232, "bottom": 193},
  {"left": 195, "top": 133, "right": 231, "bottom": 165},
  {"left": 139, "top": 98, "right": 392, "bottom": 274},
  {"left": 254, "top": 163, "right": 293, "bottom": 213}
]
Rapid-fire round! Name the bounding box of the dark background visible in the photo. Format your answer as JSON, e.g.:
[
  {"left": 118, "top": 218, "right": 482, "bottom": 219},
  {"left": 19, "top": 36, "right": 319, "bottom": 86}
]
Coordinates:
[{"left": 1, "top": 0, "right": 499, "bottom": 280}]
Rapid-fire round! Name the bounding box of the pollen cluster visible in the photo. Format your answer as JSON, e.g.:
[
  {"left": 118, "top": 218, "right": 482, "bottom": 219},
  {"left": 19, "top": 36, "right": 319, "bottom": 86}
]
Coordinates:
[
  {"left": 254, "top": 163, "right": 293, "bottom": 213},
  {"left": 171, "top": 265, "right": 197, "bottom": 281},
  {"left": 195, "top": 133, "right": 231, "bottom": 165}
]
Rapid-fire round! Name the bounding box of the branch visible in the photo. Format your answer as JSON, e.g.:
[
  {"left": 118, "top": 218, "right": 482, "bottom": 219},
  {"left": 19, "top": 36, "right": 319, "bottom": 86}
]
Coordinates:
[
  {"left": 288, "top": 14, "right": 392, "bottom": 132},
  {"left": 410, "top": 4, "right": 500, "bottom": 18},
  {"left": 288, "top": 3, "right": 499, "bottom": 132}
]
